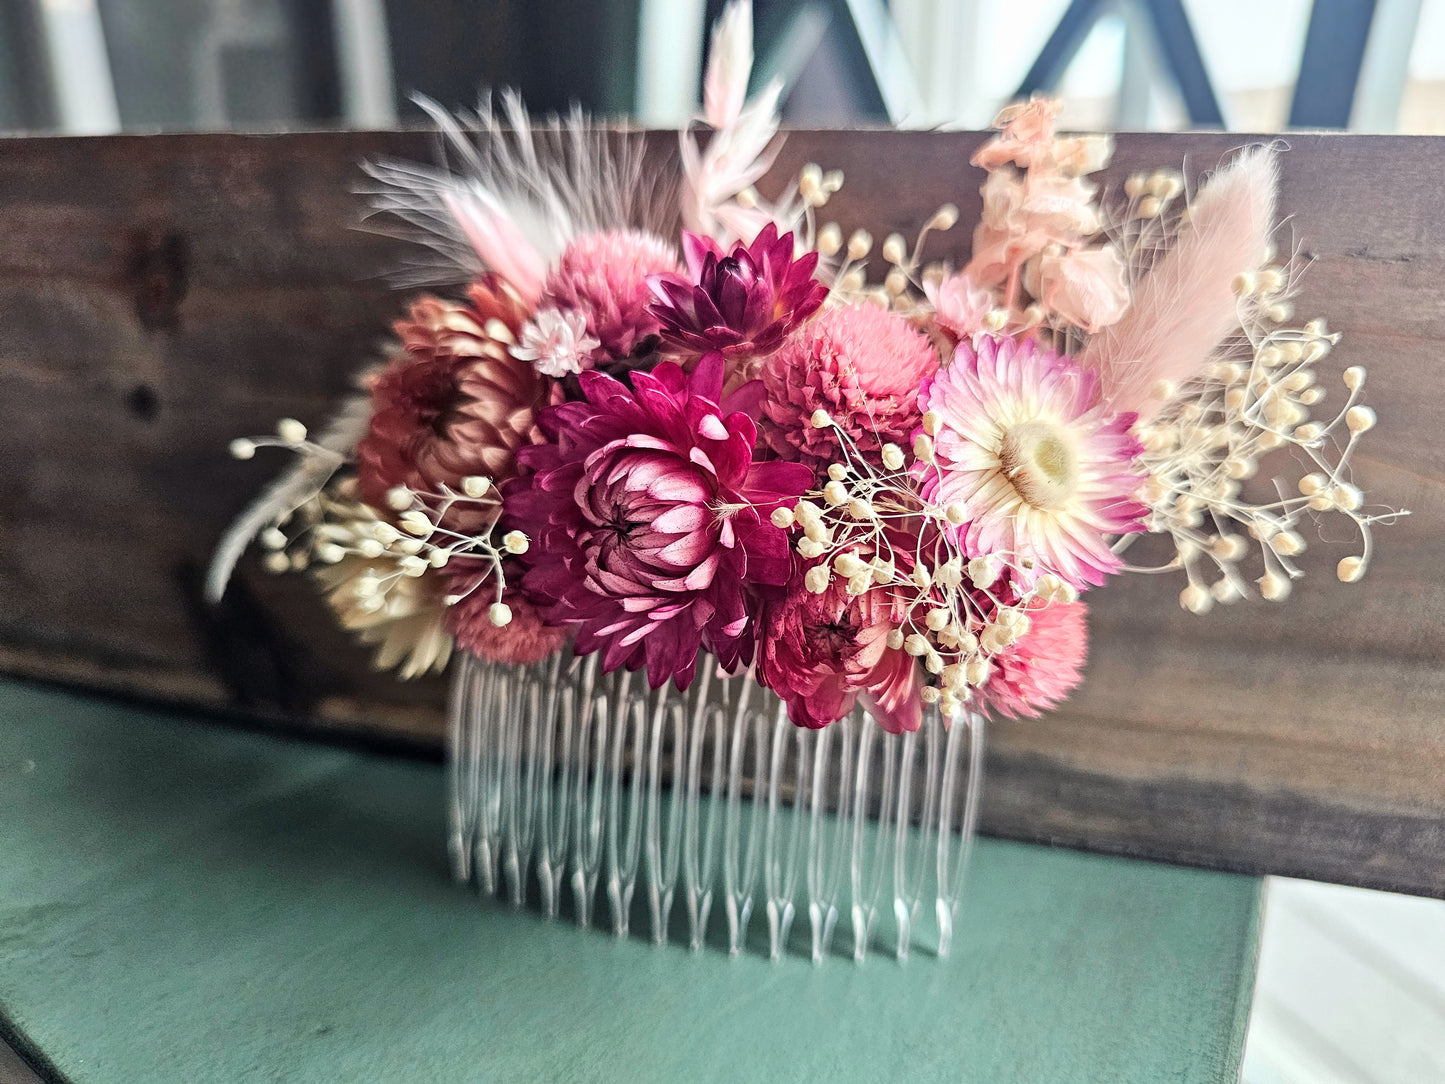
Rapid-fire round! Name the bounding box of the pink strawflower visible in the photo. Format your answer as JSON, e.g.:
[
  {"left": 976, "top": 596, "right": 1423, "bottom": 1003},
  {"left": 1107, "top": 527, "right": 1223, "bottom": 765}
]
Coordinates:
[
  {"left": 543, "top": 229, "right": 680, "bottom": 362},
  {"left": 757, "top": 553, "right": 922, "bottom": 733},
  {"left": 649, "top": 223, "right": 827, "bottom": 361},
  {"left": 760, "top": 304, "right": 940, "bottom": 471},
  {"left": 978, "top": 600, "right": 1089, "bottom": 718},
  {"left": 917, "top": 335, "right": 1147, "bottom": 590},
  {"left": 506, "top": 353, "right": 811, "bottom": 689},
  {"left": 446, "top": 580, "right": 568, "bottom": 667}
]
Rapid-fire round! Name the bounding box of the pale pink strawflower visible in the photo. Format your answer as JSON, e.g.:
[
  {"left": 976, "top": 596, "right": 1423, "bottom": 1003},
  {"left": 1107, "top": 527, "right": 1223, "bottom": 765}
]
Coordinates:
[
  {"left": 978, "top": 600, "right": 1088, "bottom": 718},
  {"left": 511, "top": 308, "right": 599, "bottom": 377},
  {"left": 917, "top": 335, "right": 1147, "bottom": 591},
  {"left": 543, "top": 229, "right": 680, "bottom": 362},
  {"left": 761, "top": 304, "right": 940, "bottom": 471}
]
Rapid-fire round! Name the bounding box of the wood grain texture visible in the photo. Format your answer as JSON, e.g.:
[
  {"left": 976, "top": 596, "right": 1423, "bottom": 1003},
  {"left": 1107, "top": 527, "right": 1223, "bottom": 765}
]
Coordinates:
[{"left": 0, "top": 128, "right": 1440, "bottom": 894}]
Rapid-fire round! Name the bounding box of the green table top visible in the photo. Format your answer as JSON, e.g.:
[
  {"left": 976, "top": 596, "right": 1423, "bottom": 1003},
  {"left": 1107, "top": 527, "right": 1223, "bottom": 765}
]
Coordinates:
[{"left": 0, "top": 680, "right": 1260, "bottom": 1083}]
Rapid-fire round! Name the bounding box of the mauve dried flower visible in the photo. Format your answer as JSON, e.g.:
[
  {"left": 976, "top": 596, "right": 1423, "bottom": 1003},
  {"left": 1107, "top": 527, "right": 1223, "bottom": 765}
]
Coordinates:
[{"left": 356, "top": 277, "right": 546, "bottom": 534}]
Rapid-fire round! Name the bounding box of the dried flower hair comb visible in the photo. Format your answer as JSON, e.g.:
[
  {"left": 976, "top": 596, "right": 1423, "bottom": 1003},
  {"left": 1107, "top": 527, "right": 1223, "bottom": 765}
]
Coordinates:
[{"left": 210, "top": 1, "right": 1404, "bottom": 961}]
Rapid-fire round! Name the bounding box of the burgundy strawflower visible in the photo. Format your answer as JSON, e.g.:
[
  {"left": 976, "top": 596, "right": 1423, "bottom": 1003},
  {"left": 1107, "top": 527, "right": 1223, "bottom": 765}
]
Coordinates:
[
  {"left": 505, "top": 353, "right": 811, "bottom": 689},
  {"left": 356, "top": 277, "right": 545, "bottom": 533},
  {"left": 648, "top": 223, "right": 827, "bottom": 363},
  {"left": 757, "top": 548, "right": 923, "bottom": 734}
]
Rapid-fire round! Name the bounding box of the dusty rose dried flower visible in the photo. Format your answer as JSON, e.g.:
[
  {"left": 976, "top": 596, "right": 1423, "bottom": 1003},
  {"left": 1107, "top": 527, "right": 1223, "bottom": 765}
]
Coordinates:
[
  {"left": 977, "top": 600, "right": 1088, "bottom": 718},
  {"left": 757, "top": 552, "right": 922, "bottom": 733},
  {"left": 356, "top": 278, "right": 545, "bottom": 533},
  {"left": 446, "top": 580, "right": 567, "bottom": 666},
  {"left": 760, "top": 304, "right": 939, "bottom": 472},
  {"left": 506, "top": 353, "right": 810, "bottom": 689}
]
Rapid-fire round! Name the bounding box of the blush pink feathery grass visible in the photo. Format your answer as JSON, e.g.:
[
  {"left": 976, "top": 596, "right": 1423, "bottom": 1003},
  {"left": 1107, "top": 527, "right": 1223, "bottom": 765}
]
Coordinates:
[{"left": 1078, "top": 147, "right": 1277, "bottom": 421}]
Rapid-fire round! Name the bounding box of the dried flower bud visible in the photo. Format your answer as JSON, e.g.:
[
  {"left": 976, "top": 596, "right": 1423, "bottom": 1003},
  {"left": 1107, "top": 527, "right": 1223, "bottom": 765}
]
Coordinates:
[{"left": 276, "top": 418, "right": 307, "bottom": 445}]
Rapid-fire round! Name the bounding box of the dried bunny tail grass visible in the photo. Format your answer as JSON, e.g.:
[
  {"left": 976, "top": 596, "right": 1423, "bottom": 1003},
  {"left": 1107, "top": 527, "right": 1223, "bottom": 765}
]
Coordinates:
[
  {"left": 1082, "top": 145, "right": 1278, "bottom": 422},
  {"left": 205, "top": 378, "right": 377, "bottom": 604},
  {"left": 360, "top": 91, "right": 665, "bottom": 292}
]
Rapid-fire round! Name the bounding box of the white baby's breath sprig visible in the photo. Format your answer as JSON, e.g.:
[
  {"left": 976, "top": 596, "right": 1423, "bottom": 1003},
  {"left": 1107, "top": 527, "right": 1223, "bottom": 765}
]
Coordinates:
[
  {"left": 787, "top": 410, "right": 1058, "bottom": 717},
  {"left": 1124, "top": 277, "right": 1408, "bottom": 610},
  {"left": 234, "top": 410, "right": 533, "bottom": 674}
]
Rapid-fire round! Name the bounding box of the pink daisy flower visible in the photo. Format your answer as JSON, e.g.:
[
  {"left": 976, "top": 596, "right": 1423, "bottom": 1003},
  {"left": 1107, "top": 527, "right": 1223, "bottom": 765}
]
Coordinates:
[{"left": 917, "top": 335, "right": 1147, "bottom": 590}]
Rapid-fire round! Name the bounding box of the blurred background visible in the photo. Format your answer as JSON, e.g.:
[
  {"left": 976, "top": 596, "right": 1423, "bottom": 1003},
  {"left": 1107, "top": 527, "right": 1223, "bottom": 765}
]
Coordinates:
[
  {"left": 2, "top": 0, "right": 1444, "bottom": 136},
  {"left": 2, "top": 2, "right": 1443, "bottom": 1082}
]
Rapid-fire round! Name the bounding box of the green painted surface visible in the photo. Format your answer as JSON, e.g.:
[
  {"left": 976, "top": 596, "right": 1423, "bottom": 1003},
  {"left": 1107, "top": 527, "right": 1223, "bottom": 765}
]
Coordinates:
[{"left": 0, "top": 681, "right": 1260, "bottom": 1083}]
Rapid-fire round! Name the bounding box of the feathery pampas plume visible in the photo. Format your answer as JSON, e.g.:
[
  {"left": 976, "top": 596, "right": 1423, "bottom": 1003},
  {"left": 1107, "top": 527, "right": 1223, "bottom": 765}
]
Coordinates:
[
  {"left": 360, "top": 92, "right": 659, "bottom": 292},
  {"left": 1080, "top": 146, "right": 1278, "bottom": 421}
]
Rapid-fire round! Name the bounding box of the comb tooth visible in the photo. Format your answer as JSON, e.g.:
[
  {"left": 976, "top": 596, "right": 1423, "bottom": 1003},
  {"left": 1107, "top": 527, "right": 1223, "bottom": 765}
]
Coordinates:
[{"left": 447, "top": 648, "right": 983, "bottom": 962}]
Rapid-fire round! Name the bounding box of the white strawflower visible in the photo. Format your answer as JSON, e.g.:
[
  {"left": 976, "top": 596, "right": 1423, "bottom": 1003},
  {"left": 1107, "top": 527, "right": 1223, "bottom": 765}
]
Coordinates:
[{"left": 510, "top": 308, "right": 599, "bottom": 378}]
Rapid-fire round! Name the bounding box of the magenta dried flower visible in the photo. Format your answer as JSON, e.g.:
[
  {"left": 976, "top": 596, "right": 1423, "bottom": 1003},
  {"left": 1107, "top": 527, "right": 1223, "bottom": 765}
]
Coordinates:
[{"left": 506, "top": 352, "right": 811, "bottom": 689}]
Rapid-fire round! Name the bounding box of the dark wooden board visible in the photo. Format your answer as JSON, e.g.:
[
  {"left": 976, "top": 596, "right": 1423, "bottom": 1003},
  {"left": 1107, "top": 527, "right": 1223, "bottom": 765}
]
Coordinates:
[{"left": 0, "top": 127, "right": 1440, "bottom": 894}]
